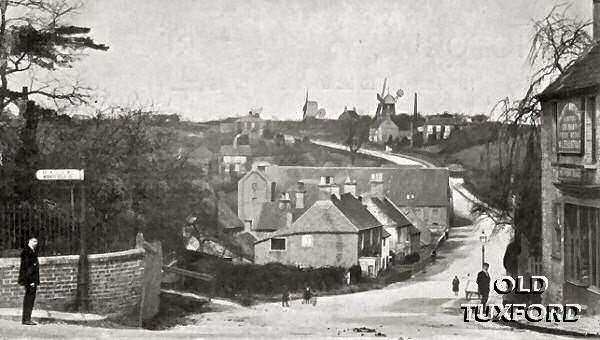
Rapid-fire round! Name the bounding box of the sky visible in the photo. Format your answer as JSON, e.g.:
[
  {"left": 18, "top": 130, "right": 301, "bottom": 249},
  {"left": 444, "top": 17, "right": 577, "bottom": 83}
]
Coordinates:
[{"left": 61, "top": 0, "right": 593, "bottom": 121}]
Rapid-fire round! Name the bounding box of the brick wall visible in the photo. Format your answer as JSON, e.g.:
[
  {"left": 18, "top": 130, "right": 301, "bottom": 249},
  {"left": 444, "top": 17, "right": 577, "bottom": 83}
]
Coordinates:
[{"left": 0, "top": 248, "right": 145, "bottom": 315}]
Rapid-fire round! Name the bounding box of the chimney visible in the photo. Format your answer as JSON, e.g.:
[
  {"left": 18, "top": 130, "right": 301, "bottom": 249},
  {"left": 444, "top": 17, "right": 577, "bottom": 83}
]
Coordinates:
[
  {"left": 295, "top": 182, "right": 305, "bottom": 209},
  {"left": 343, "top": 176, "right": 357, "bottom": 196},
  {"left": 369, "top": 172, "right": 384, "bottom": 198},
  {"left": 330, "top": 184, "right": 340, "bottom": 198},
  {"left": 278, "top": 192, "right": 291, "bottom": 210},
  {"left": 595, "top": 0, "right": 600, "bottom": 41}
]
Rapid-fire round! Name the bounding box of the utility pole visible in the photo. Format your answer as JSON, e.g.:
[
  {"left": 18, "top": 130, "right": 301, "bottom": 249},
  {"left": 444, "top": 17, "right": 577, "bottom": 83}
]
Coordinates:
[{"left": 411, "top": 92, "right": 418, "bottom": 148}]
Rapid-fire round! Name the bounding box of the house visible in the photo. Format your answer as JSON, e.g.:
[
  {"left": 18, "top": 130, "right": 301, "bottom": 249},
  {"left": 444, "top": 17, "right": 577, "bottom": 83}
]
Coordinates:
[
  {"left": 236, "top": 111, "right": 266, "bottom": 141},
  {"left": 238, "top": 163, "right": 450, "bottom": 247},
  {"left": 254, "top": 193, "right": 387, "bottom": 277},
  {"left": 364, "top": 196, "right": 421, "bottom": 264},
  {"left": 219, "top": 144, "right": 252, "bottom": 174},
  {"left": 423, "top": 113, "right": 466, "bottom": 142},
  {"left": 338, "top": 107, "right": 360, "bottom": 120},
  {"left": 369, "top": 116, "right": 408, "bottom": 144},
  {"left": 537, "top": 0, "right": 600, "bottom": 314}
]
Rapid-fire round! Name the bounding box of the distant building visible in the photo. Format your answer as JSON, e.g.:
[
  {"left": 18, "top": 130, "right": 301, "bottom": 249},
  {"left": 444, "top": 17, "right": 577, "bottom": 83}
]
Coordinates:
[
  {"left": 219, "top": 144, "right": 252, "bottom": 174},
  {"left": 236, "top": 112, "right": 266, "bottom": 141},
  {"left": 423, "top": 113, "right": 466, "bottom": 142},
  {"left": 338, "top": 107, "right": 360, "bottom": 120},
  {"left": 369, "top": 116, "right": 410, "bottom": 144},
  {"left": 302, "top": 91, "right": 326, "bottom": 120}
]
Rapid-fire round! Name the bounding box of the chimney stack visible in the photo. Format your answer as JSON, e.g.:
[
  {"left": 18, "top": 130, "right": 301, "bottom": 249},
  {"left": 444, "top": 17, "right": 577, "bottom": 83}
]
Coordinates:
[
  {"left": 594, "top": 0, "right": 600, "bottom": 41},
  {"left": 369, "top": 173, "right": 384, "bottom": 198},
  {"left": 343, "top": 176, "right": 357, "bottom": 196},
  {"left": 295, "top": 182, "right": 305, "bottom": 209}
]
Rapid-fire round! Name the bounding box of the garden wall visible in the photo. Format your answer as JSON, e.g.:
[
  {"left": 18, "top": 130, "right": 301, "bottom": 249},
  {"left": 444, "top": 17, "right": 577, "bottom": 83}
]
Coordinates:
[{"left": 0, "top": 248, "right": 145, "bottom": 316}]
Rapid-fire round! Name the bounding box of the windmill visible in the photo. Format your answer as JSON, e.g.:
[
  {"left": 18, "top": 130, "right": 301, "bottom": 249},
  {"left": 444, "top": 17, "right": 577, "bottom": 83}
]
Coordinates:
[
  {"left": 302, "top": 89, "right": 322, "bottom": 120},
  {"left": 375, "top": 78, "right": 403, "bottom": 120}
]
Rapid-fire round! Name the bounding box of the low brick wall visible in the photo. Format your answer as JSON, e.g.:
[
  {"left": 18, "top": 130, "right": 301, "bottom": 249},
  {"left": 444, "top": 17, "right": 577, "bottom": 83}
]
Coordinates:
[{"left": 0, "top": 248, "right": 145, "bottom": 316}]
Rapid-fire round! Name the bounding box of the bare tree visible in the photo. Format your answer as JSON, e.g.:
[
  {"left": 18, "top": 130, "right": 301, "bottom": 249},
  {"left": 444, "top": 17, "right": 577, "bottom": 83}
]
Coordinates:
[
  {"left": 343, "top": 116, "right": 369, "bottom": 165},
  {"left": 473, "top": 4, "right": 592, "bottom": 276}
]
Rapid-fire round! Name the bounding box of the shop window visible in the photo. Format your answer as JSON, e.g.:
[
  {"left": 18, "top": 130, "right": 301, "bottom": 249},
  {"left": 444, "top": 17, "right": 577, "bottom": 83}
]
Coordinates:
[
  {"left": 270, "top": 238, "right": 286, "bottom": 251},
  {"left": 564, "top": 204, "right": 600, "bottom": 287}
]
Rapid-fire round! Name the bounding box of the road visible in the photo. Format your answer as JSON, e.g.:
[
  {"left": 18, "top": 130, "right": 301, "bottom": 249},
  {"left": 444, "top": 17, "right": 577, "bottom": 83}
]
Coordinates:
[{"left": 0, "top": 145, "right": 569, "bottom": 339}]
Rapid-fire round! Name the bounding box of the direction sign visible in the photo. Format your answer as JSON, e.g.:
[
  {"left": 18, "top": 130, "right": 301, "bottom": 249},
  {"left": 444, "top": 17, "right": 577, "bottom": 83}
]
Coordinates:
[{"left": 35, "top": 169, "right": 84, "bottom": 181}]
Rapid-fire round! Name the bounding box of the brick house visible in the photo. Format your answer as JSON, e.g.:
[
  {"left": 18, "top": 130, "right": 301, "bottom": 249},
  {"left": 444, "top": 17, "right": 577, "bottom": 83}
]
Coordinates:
[
  {"left": 537, "top": 0, "right": 600, "bottom": 313},
  {"left": 254, "top": 193, "right": 388, "bottom": 277}
]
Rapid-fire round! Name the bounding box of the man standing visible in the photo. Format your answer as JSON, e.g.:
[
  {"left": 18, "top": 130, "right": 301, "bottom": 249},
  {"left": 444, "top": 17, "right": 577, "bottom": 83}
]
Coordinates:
[
  {"left": 18, "top": 237, "right": 39, "bottom": 325},
  {"left": 476, "top": 262, "right": 491, "bottom": 307}
]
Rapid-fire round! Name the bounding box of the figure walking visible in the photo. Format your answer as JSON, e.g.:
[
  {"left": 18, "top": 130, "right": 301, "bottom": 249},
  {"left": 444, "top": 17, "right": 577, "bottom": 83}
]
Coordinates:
[
  {"left": 18, "top": 238, "right": 39, "bottom": 325},
  {"left": 282, "top": 285, "right": 290, "bottom": 307},
  {"left": 303, "top": 286, "right": 311, "bottom": 304},
  {"left": 477, "top": 263, "right": 491, "bottom": 308},
  {"left": 452, "top": 275, "right": 460, "bottom": 296},
  {"left": 311, "top": 290, "right": 318, "bottom": 306}
]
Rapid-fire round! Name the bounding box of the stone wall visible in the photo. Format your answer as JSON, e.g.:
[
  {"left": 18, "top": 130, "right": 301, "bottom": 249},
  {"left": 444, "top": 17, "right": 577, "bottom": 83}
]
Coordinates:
[{"left": 0, "top": 248, "right": 145, "bottom": 316}]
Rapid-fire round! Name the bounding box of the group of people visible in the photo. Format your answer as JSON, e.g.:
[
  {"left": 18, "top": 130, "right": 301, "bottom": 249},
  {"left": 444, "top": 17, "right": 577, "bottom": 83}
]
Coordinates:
[
  {"left": 282, "top": 286, "right": 317, "bottom": 307},
  {"left": 451, "top": 262, "right": 491, "bottom": 306}
]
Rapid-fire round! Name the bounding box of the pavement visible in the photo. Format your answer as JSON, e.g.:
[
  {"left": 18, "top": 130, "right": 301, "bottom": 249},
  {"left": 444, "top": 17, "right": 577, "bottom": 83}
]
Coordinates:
[{"left": 0, "top": 308, "right": 106, "bottom": 323}]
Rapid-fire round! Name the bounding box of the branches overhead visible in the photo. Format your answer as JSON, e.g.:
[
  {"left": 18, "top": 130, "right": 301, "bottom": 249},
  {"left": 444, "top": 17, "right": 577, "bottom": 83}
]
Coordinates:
[{"left": 0, "top": 0, "right": 108, "bottom": 114}]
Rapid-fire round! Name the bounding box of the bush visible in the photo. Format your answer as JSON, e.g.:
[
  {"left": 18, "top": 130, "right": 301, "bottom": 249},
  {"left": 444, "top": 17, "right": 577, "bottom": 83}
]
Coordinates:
[
  {"left": 401, "top": 253, "right": 420, "bottom": 265},
  {"left": 208, "top": 261, "right": 347, "bottom": 297}
]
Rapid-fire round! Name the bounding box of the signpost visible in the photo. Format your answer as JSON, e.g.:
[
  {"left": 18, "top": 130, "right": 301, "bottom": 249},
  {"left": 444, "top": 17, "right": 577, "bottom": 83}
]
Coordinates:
[
  {"left": 558, "top": 102, "right": 584, "bottom": 155},
  {"left": 35, "top": 169, "right": 88, "bottom": 312}
]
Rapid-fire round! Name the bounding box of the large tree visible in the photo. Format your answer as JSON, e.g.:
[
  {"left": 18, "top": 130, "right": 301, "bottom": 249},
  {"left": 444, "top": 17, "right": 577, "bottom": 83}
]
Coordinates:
[
  {"left": 473, "top": 4, "right": 592, "bottom": 275},
  {"left": 343, "top": 116, "right": 370, "bottom": 165},
  {"left": 0, "top": 0, "right": 108, "bottom": 114}
]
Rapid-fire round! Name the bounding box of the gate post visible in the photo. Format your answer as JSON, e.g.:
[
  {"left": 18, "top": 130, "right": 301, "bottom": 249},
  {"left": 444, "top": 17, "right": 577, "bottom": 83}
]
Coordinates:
[{"left": 76, "top": 184, "right": 89, "bottom": 312}]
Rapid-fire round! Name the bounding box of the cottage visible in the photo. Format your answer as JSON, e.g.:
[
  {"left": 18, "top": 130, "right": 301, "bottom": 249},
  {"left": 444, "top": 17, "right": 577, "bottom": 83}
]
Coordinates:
[
  {"left": 537, "top": 0, "right": 600, "bottom": 314},
  {"left": 254, "top": 193, "right": 387, "bottom": 277},
  {"left": 219, "top": 144, "right": 252, "bottom": 174},
  {"left": 423, "top": 113, "right": 466, "bottom": 142},
  {"left": 364, "top": 196, "right": 421, "bottom": 264}
]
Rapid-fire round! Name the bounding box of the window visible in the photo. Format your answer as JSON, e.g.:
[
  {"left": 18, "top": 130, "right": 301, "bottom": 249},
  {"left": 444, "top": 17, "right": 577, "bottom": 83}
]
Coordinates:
[
  {"left": 588, "top": 96, "right": 597, "bottom": 163},
  {"left": 270, "top": 238, "right": 286, "bottom": 251},
  {"left": 301, "top": 235, "right": 313, "bottom": 247},
  {"left": 564, "top": 204, "right": 600, "bottom": 287},
  {"left": 244, "top": 220, "right": 252, "bottom": 230}
]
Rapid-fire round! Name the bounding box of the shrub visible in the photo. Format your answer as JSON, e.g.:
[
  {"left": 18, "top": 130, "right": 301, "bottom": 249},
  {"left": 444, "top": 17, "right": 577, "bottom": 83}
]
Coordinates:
[
  {"left": 401, "top": 253, "right": 420, "bottom": 264},
  {"left": 349, "top": 264, "right": 362, "bottom": 284}
]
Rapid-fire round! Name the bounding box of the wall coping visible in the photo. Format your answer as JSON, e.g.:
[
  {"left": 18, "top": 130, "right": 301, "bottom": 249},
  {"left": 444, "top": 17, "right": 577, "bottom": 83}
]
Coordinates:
[{"left": 0, "top": 248, "right": 145, "bottom": 267}]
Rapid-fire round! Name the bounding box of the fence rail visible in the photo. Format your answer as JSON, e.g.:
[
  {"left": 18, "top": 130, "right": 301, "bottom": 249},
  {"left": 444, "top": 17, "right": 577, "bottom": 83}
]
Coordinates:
[
  {"left": 0, "top": 204, "right": 80, "bottom": 257},
  {"left": 0, "top": 204, "right": 131, "bottom": 257}
]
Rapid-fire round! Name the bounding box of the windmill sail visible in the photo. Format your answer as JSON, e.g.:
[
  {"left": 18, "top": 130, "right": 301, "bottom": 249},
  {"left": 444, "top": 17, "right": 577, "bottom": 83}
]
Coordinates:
[
  {"left": 302, "top": 90, "right": 308, "bottom": 119},
  {"left": 375, "top": 78, "right": 387, "bottom": 118}
]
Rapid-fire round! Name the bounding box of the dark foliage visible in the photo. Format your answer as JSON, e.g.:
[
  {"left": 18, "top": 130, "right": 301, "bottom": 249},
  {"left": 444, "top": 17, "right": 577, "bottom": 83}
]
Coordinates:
[{"left": 401, "top": 253, "right": 420, "bottom": 264}]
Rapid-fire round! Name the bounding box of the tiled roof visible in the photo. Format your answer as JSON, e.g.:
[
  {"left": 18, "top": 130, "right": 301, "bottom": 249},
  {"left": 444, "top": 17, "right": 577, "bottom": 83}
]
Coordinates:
[
  {"left": 539, "top": 44, "right": 600, "bottom": 98},
  {"left": 371, "top": 197, "right": 412, "bottom": 227},
  {"left": 254, "top": 202, "right": 288, "bottom": 231},
  {"left": 382, "top": 229, "right": 392, "bottom": 238},
  {"left": 264, "top": 165, "right": 449, "bottom": 208},
  {"left": 260, "top": 200, "right": 358, "bottom": 241},
  {"left": 332, "top": 193, "right": 382, "bottom": 231},
  {"left": 218, "top": 199, "right": 244, "bottom": 230}
]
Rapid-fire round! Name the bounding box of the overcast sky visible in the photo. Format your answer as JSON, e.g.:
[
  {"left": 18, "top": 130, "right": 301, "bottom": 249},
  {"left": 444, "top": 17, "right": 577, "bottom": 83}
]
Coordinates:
[{"left": 67, "top": 0, "right": 591, "bottom": 121}]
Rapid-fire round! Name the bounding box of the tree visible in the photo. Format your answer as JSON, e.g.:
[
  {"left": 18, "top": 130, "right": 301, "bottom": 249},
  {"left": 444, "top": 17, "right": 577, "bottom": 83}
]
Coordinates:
[
  {"left": 472, "top": 4, "right": 591, "bottom": 275},
  {"left": 343, "top": 116, "right": 369, "bottom": 165},
  {"left": 0, "top": 0, "right": 108, "bottom": 114}
]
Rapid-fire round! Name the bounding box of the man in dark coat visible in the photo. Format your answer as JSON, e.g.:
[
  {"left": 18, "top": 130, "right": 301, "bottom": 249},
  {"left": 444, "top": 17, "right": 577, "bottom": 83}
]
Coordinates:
[
  {"left": 476, "top": 262, "right": 491, "bottom": 307},
  {"left": 18, "top": 237, "right": 39, "bottom": 325}
]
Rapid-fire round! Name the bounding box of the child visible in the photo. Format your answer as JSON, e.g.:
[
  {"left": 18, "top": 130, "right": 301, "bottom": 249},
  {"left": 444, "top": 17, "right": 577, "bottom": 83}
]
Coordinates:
[
  {"left": 282, "top": 285, "right": 290, "bottom": 307},
  {"left": 311, "top": 290, "right": 318, "bottom": 306},
  {"left": 452, "top": 275, "right": 460, "bottom": 296}
]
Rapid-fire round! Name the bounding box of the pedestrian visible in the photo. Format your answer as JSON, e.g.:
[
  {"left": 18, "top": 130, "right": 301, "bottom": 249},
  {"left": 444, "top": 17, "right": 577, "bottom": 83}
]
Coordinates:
[
  {"left": 303, "top": 286, "right": 311, "bottom": 304},
  {"left": 452, "top": 275, "right": 460, "bottom": 296},
  {"left": 476, "top": 262, "right": 491, "bottom": 308},
  {"left": 311, "top": 290, "right": 318, "bottom": 306},
  {"left": 282, "top": 285, "right": 290, "bottom": 307},
  {"left": 18, "top": 237, "right": 39, "bottom": 325}
]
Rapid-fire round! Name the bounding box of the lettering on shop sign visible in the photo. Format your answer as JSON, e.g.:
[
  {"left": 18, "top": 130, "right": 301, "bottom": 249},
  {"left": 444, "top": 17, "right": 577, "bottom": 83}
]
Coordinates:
[
  {"left": 558, "top": 103, "right": 583, "bottom": 155},
  {"left": 558, "top": 167, "right": 583, "bottom": 183}
]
